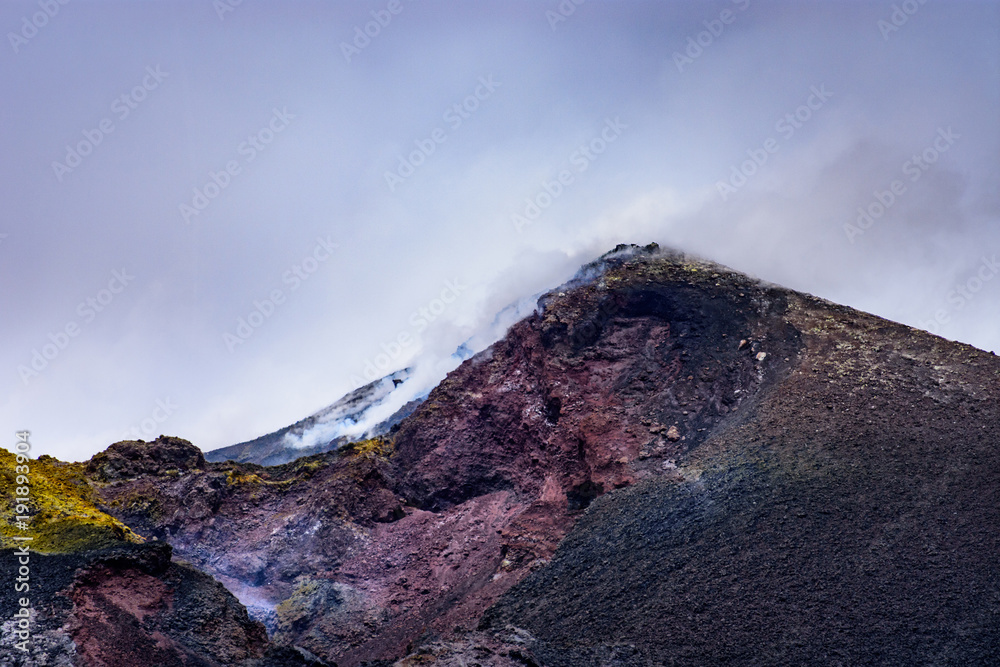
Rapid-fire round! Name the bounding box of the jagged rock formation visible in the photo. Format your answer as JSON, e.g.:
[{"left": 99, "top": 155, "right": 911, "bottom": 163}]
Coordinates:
[{"left": 4, "top": 244, "right": 999, "bottom": 666}]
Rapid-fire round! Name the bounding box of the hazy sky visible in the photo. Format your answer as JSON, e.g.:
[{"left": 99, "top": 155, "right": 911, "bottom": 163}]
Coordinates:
[{"left": 2, "top": 0, "right": 998, "bottom": 461}]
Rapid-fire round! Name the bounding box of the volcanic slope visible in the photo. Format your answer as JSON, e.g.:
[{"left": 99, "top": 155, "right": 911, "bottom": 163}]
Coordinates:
[
  {"left": 477, "top": 246, "right": 1000, "bottom": 666},
  {"left": 391, "top": 243, "right": 1000, "bottom": 665},
  {"left": 9, "top": 244, "right": 999, "bottom": 666}
]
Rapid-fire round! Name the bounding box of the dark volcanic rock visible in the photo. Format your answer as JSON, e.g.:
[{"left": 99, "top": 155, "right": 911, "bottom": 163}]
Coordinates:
[
  {"left": 86, "top": 436, "right": 206, "bottom": 482},
  {"left": 392, "top": 255, "right": 802, "bottom": 512}
]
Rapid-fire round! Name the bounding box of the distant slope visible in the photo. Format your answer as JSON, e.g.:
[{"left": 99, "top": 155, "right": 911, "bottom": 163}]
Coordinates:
[{"left": 204, "top": 368, "right": 421, "bottom": 466}]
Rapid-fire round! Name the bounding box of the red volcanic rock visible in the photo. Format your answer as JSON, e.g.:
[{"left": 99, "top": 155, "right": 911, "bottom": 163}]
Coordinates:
[{"left": 389, "top": 246, "right": 800, "bottom": 566}]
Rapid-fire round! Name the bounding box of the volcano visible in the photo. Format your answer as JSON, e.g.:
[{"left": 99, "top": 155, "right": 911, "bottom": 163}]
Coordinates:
[{"left": 4, "top": 244, "right": 999, "bottom": 666}]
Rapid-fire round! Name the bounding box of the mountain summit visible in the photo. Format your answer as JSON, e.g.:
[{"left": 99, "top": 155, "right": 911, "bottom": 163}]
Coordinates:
[{"left": 4, "top": 244, "right": 999, "bottom": 666}]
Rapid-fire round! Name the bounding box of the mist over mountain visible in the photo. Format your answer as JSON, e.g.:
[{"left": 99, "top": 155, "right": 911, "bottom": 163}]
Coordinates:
[{"left": 3, "top": 1, "right": 997, "bottom": 462}]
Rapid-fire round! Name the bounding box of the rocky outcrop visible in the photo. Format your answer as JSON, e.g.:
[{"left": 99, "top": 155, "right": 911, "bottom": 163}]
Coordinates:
[
  {"left": 393, "top": 243, "right": 801, "bottom": 513},
  {"left": 0, "top": 542, "right": 322, "bottom": 667},
  {"left": 86, "top": 436, "right": 206, "bottom": 482}
]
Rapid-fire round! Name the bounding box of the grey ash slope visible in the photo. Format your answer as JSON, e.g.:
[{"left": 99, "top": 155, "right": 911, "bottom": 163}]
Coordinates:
[{"left": 204, "top": 368, "right": 421, "bottom": 466}]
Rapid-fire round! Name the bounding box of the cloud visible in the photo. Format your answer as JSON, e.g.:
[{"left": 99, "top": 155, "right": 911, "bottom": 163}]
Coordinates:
[{"left": 1, "top": 0, "right": 996, "bottom": 460}]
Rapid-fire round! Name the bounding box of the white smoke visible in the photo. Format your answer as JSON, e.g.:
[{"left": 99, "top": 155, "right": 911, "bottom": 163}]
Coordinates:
[
  {"left": 281, "top": 417, "right": 358, "bottom": 451},
  {"left": 279, "top": 290, "right": 544, "bottom": 451}
]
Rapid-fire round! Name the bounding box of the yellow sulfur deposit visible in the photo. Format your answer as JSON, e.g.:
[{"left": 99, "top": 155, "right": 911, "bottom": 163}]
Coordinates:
[{"left": 0, "top": 448, "right": 144, "bottom": 552}]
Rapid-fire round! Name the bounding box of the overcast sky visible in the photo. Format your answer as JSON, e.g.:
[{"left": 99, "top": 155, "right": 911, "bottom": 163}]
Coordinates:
[{"left": 2, "top": 0, "right": 998, "bottom": 461}]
